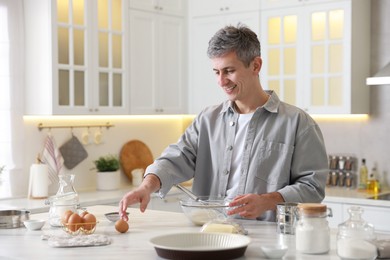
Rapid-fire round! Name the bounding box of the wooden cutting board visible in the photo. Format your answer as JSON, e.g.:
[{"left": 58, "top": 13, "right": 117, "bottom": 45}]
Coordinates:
[{"left": 120, "top": 140, "right": 154, "bottom": 183}]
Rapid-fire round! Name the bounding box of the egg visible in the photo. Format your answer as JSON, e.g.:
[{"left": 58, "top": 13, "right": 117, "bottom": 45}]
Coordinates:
[
  {"left": 67, "top": 213, "right": 82, "bottom": 232},
  {"left": 80, "top": 210, "right": 89, "bottom": 218},
  {"left": 115, "top": 219, "right": 129, "bottom": 233},
  {"left": 82, "top": 213, "right": 96, "bottom": 230},
  {"left": 61, "top": 210, "right": 74, "bottom": 224}
]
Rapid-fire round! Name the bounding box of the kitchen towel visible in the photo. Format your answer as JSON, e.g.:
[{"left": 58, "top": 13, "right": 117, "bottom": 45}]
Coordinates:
[
  {"left": 59, "top": 135, "right": 88, "bottom": 169},
  {"left": 42, "top": 233, "right": 111, "bottom": 247},
  {"left": 41, "top": 134, "right": 64, "bottom": 185}
]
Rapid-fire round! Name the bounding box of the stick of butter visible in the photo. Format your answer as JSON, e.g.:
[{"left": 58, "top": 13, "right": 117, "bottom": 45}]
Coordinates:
[{"left": 201, "top": 223, "right": 237, "bottom": 233}]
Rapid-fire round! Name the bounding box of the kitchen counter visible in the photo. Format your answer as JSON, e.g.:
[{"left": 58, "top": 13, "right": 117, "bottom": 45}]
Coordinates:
[
  {"left": 0, "top": 186, "right": 183, "bottom": 214},
  {"left": 0, "top": 187, "right": 132, "bottom": 214},
  {"left": 2, "top": 186, "right": 390, "bottom": 215},
  {"left": 2, "top": 205, "right": 390, "bottom": 259},
  {"left": 325, "top": 187, "right": 390, "bottom": 207}
]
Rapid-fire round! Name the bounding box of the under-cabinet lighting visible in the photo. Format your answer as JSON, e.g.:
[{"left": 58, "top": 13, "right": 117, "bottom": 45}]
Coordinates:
[{"left": 311, "top": 114, "right": 369, "bottom": 121}]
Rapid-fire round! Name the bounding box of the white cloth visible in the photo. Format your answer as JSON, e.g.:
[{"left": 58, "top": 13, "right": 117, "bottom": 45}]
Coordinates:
[
  {"left": 41, "top": 134, "right": 64, "bottom": 184},
  {"left": 42, "top": 233, "right": 111, "bottom": 248}
]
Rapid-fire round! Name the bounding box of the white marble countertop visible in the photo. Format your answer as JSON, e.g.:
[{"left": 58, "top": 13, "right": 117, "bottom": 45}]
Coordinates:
[
  {"left": 325, "top": 187, "right": 390, "bottom": 207},
  {"left": 1, "top": 186, "right": 390, "bottom": 215},
  {"left": 2, "top": 205, "right": 389, "bottom": 259}
]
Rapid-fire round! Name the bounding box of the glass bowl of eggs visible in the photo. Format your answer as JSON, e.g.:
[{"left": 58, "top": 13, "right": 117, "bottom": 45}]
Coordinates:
[{"left": 61, "top": 210, "right": 98, "bottom": 235}]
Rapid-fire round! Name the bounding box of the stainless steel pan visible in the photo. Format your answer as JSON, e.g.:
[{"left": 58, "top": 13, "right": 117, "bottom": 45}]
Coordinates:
[{"left": 0, "top": 209, "right": 30, "bottom": 228}]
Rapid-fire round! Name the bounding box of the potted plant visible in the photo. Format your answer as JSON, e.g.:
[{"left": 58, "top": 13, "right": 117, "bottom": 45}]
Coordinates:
[{"left": 93, "top": 155, "right": 121, "bottom": 191}]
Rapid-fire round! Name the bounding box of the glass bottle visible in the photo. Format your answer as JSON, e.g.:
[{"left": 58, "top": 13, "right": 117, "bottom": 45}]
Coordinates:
[
  {"left": 359, "top": 159, "right": 368, "bottom": 190},
  {"left": 47, "top": 174, "right": 80, "bottom": 227},
  {"left": 337, "top": 206, "right": 377, "bottom": 260},
  {"left": 295, "top": 203, "right": 332, "bottom": 254}
]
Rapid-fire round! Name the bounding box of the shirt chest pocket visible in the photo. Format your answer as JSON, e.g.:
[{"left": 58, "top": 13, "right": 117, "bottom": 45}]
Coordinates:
[{"left": 253, "top": 140, "right": 294, "bottom": 185}]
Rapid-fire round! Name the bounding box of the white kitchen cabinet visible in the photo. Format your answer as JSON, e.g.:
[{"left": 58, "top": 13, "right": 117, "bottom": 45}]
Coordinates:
[
  {"left": 190, "top": 0, "right": 260, "bottom": 17},
  {"left": 323, "top": 199, "right": 390, "bottom": 234},
  {"left": 260, "top": 0, "right": 370, "bottom": 114},
  {"left": 342, "top": 204, "right": 390, "bottom": 235},
  {"left": 260, "top": 0, "right": 339, "bottom": 10},
  {"left": 188, "top": 0, "right": 260, "bottom": 114},
  {"left": 129, "top": 9, "right": 186, "bottom": 114},
  {"left": 24, "top": 0, "right": 128, "bottom": 115},
  {"left": 129, "top": 0, "right": 185, "bottom": 16}
]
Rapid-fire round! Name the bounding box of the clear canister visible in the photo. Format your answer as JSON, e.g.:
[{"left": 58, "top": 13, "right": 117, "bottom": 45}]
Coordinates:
[
  {"left": 46, "top": 174, "right": 80, "bottom": 227},
  {"left": 337, "top": 206, "right": 377, "bottom": 260},
  {"left": 295, "top": 203, "right": 332, "bottom": 254}
]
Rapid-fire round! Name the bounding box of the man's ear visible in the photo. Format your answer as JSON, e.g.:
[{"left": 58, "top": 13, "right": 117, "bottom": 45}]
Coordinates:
[{"left": 253, "top": 56, "right": 262, "bottom": 73}]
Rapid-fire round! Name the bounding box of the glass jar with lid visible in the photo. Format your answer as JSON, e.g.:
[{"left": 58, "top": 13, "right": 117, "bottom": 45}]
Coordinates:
[
  {"left": 46, "top": 174, "right": 80, "bottom": 227},
  {"left": 337, "top": 206, "right": 377, "bottom": 260},
  {"left": 295, "top": 203, "right": 332, "bottom": 254}
]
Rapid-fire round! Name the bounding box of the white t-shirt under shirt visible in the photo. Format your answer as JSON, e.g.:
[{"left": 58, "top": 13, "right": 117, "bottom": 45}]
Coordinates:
[{"left": 226, "top": 112, "right": 254, "bottom": 199}]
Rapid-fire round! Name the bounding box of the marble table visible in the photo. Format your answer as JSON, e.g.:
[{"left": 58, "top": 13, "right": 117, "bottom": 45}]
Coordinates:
[{"left": 0, "top": 205, "right": 388, "bottom": 259}]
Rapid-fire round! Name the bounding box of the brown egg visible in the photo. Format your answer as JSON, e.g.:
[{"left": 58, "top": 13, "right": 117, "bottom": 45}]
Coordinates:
[
  {"left": 67, "top": 213, "right": 82, "bottom": 232},
  {"left": 82, "top": 213, "right": 96, "bottom": 230},
  {"left": 115, "top": 219, "right": 129, "bottom": 233},
  {"left": 61, "top": 210, "right": 74, "bottom": 224},
  {"left": 80, "top": 210, "right": 89, "bottom": 218}
]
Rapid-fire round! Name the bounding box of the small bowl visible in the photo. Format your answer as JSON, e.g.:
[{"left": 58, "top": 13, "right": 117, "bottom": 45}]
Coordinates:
[
  {"left": 105, "top": 212, "right": 129, "bottom": 222},
  {"left": 179, "top": 196, "right": 230, "bottom": 226},
  {"left": 260, "top": 245, "right": 288, "bottom": 259},
  {"left": 23, "top": 219, "right": 46, "bottom": 231}
]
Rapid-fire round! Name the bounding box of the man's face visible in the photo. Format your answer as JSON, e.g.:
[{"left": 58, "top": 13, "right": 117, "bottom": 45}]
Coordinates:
[{"left": 211, "top": 52, "right": 259, "bottom": 102}]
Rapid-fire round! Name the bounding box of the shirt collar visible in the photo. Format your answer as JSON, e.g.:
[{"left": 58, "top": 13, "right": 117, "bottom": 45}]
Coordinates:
[{"left": 220, "top": 90, "right": 280, "bottom": 114}]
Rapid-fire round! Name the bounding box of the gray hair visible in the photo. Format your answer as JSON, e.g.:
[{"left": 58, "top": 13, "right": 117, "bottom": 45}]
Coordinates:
[{"left": 207, "top": 24, "right": 261, "bottom": 67}]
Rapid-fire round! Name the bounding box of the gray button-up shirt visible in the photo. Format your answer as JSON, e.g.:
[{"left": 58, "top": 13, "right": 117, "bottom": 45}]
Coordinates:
[{"left": 146, "top": 91, "right": 328, "bottom": 221}]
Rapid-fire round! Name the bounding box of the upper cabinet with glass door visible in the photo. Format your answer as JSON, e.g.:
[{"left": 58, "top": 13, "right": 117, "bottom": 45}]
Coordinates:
[
  {"left": 24, "top": 0, "right": 128, "bottom": 115},
  {"left": 260, "top": 0, "right": 370, "bottom": 114}
]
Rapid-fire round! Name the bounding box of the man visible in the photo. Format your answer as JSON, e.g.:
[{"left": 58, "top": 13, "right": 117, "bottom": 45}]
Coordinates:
[{"left": 119, "top": 24, "right": 328, "bottom": 222}]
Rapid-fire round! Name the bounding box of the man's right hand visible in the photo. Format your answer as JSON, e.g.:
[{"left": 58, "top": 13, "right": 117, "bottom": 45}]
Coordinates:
[{"left": 118, "top": 174, "right": 161, "bottom": 221}]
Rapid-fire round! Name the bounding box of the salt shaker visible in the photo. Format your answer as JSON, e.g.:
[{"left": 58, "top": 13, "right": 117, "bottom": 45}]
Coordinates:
[
  {"left": 337, "top": 206, "right": 377, "bottom": 260},
  {"left": 295, "top": 203, "right": 332, "bottom": 254}
]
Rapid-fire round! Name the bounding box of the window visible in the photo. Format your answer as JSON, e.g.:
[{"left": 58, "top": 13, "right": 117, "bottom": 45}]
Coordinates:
[{"left": 0, "top": 0, "right": 24, "bottom": 198}]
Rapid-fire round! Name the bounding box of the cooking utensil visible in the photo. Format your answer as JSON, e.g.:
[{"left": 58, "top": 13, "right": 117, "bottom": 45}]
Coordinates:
[
  {"left": 150, "top": 232, "right": 251, "bottom": 260},
  {"left": 175, "top": 184, "right": 201, "bottom": 202},
  {"left": 0, "top": 210, "right": 30, "bottom": 229},
  {"left": 175, "top": 184, "right": 224, "bottom": 207},
  {"left": 104, "top": 212, "right": 129, "bottom": 222},
  {"left": 180, "top": 197, "right": 230, "bottom": 226},
  {"left": 120, "top": 140, "right": 153, "bottom": 183}
]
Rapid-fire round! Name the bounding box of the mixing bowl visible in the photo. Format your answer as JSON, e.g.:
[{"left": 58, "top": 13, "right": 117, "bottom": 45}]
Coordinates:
[{"left": 179, "top": 196, "right": 230, "bottom": 226}]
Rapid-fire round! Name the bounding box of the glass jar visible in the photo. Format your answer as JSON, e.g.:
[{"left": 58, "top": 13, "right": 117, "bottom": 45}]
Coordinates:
[
  {"left": 337, "top": 206, "right": 377, "bottom": 260},
  {"left": 46, "top": 174, "right": 80, "bottom": 227},
  {"left": 295, "top": 203, "right": 332, "bottom": 254}
]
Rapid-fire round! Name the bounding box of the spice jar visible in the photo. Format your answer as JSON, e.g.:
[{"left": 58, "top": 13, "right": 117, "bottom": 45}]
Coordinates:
[
  {"left": 295, "top": 203, "right": 332, "bottom": 254},
  {"left": 337, "top": 206, "right": 377, "bottom": 260}
]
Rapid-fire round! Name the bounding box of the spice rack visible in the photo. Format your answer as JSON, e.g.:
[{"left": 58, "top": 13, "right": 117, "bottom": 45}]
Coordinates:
[{"left": 327, "top": 155, "right": 358, "bottom": 189}]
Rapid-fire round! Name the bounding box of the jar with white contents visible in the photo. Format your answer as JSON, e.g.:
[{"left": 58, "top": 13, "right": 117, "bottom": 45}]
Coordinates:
[
  {"left": 337, "top": 206, "right": 377, "bottom": 260},
  {"left": 295, "top": 203, "right": 332, "bottom": 254}
]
